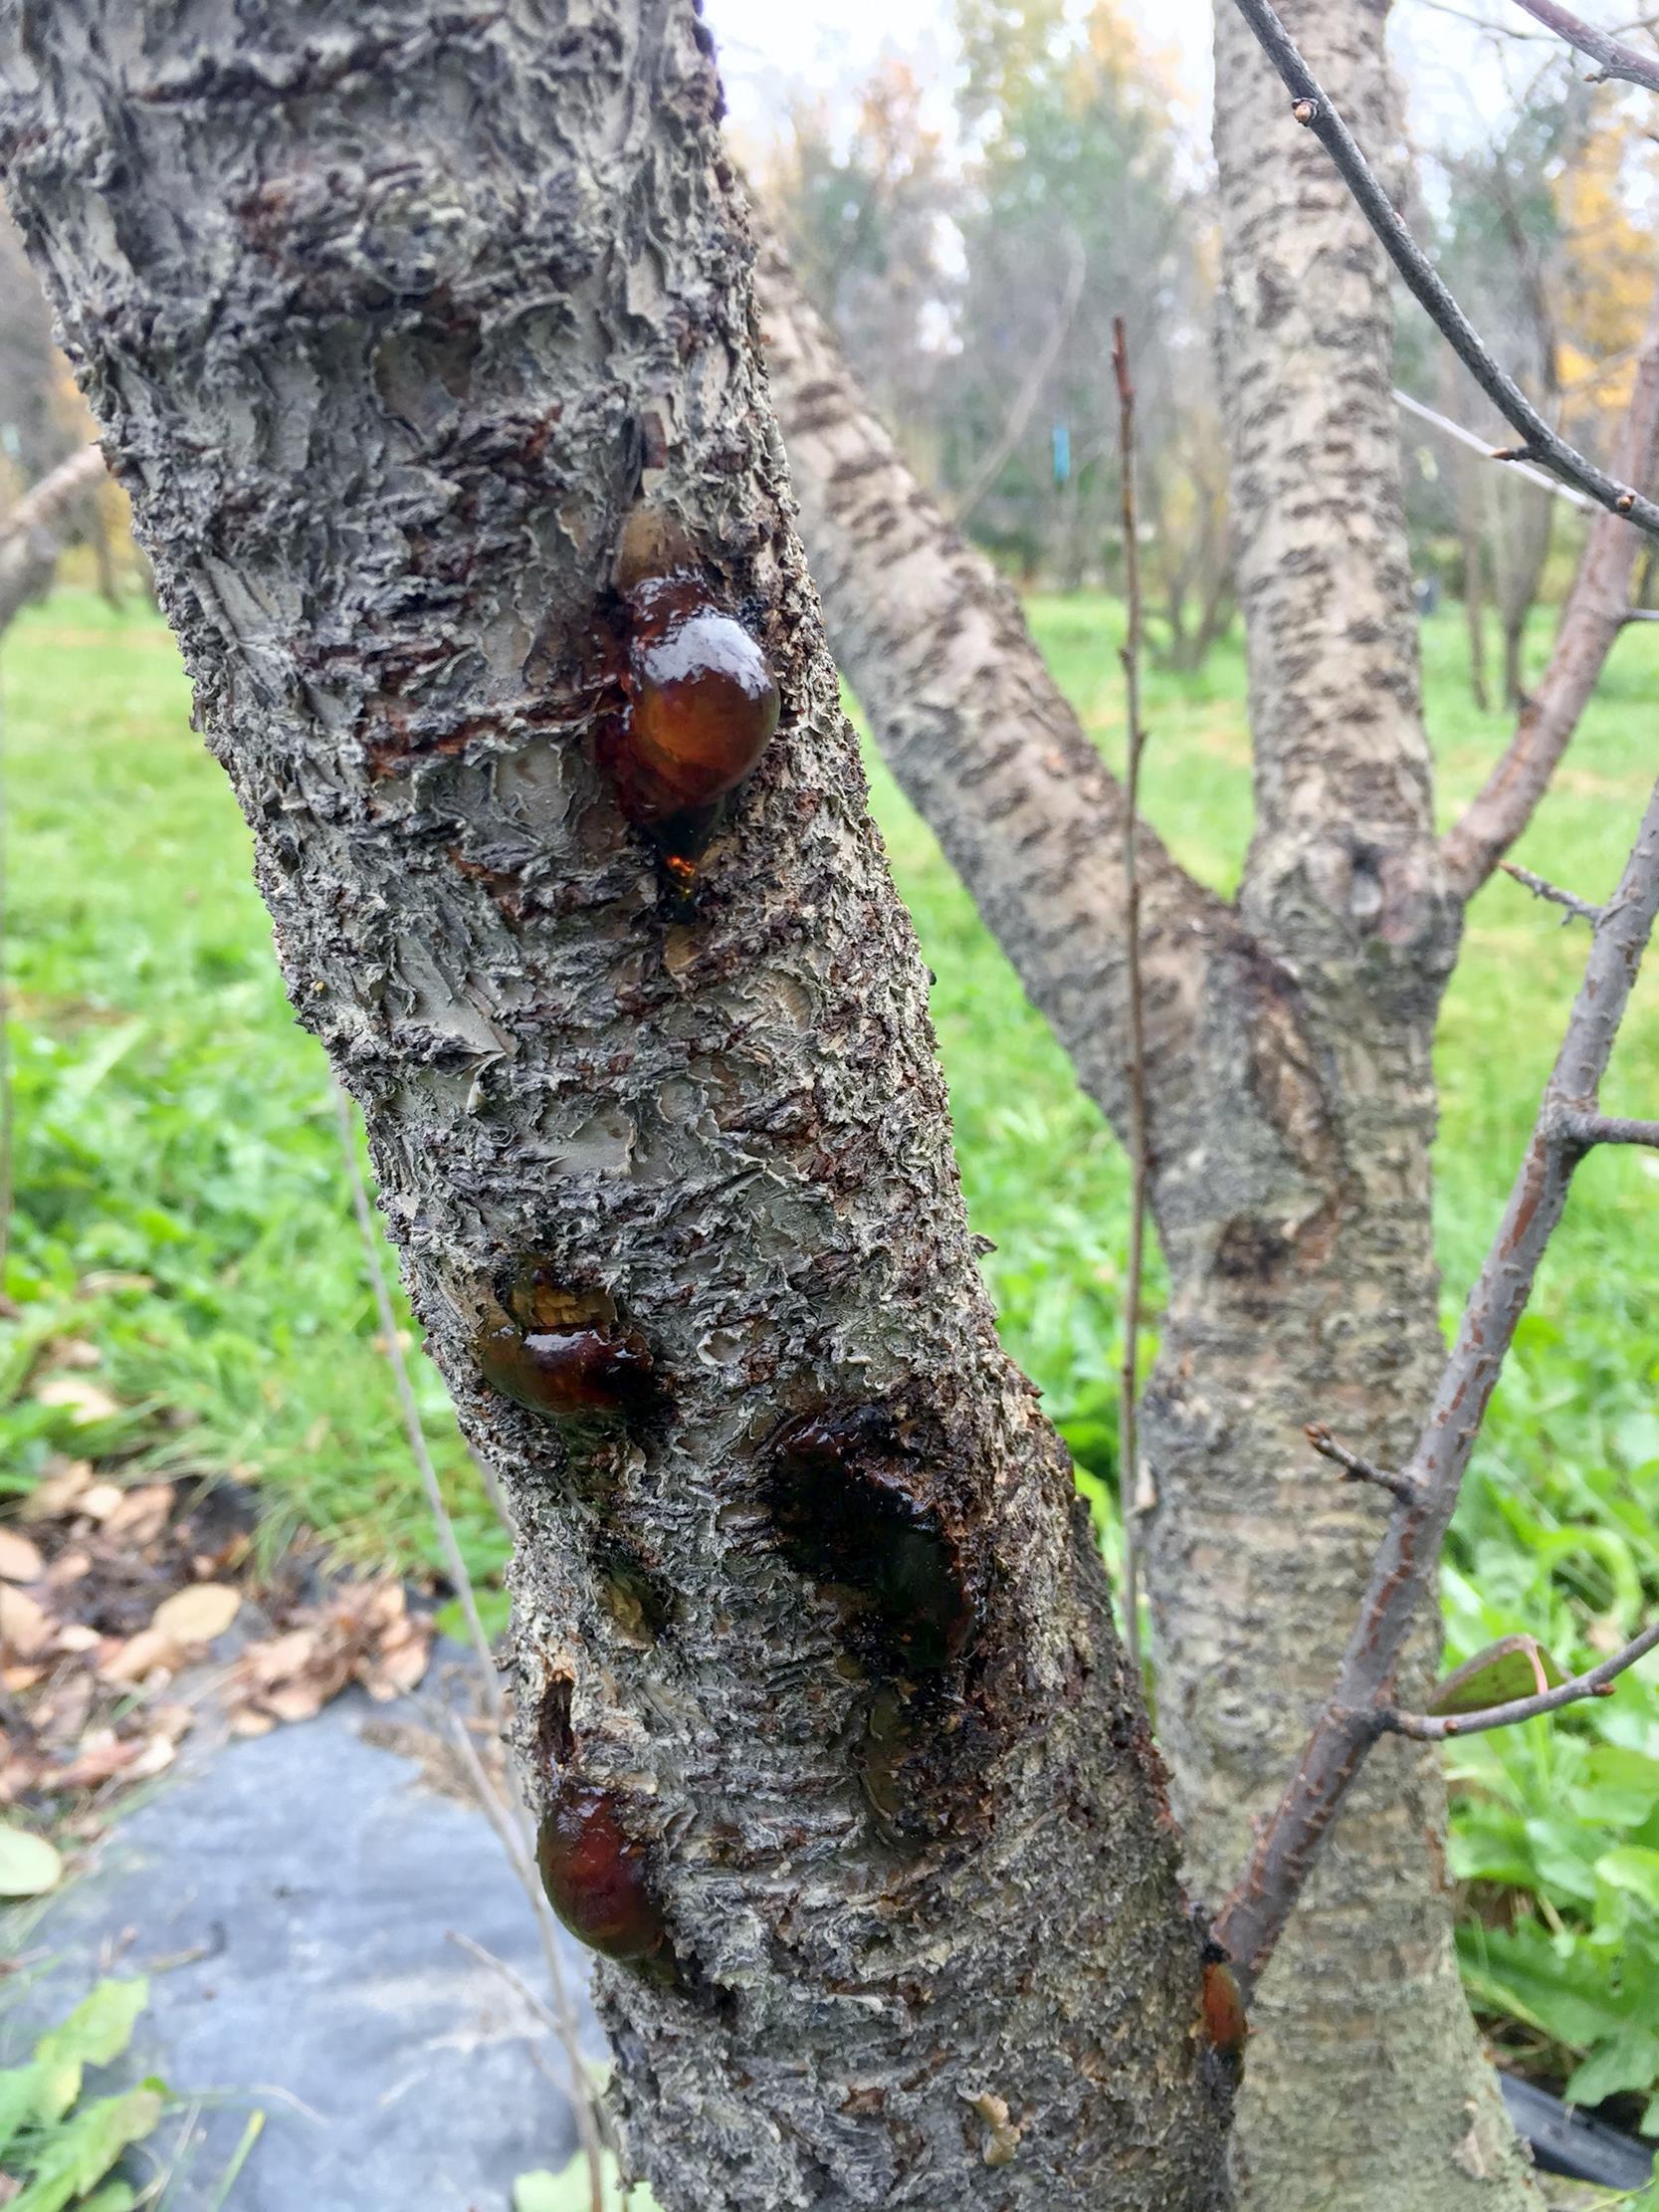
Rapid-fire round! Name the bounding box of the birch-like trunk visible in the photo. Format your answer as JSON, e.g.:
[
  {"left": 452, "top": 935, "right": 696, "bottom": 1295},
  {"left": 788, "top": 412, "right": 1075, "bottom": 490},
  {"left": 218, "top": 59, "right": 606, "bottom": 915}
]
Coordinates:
[
  {"left": 761, "top": 0, "right": 1544, "bottom": 2195},
  {"left": 0, "top": 3, "right": 1238, "bottom": 2205}
]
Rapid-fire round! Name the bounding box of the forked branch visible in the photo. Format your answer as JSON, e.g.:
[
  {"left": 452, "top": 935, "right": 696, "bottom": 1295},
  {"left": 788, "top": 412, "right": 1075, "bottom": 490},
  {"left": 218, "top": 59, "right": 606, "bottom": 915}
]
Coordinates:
[
  {"left": 1230, "top": 0, "right": 1659, "bottom": 536},
  {"left": 1507, "top": 0, "right": 1659, "bottom": 91},
  {"left": 1215, "top": 775, "right": 1659, "bottom": 1998},
  {"left": 1442, "top": 284, "right": 1659, "bottom": 899},
  {"left": 1382, "top": 1619, "right": 1659, "bottom": 1739}
]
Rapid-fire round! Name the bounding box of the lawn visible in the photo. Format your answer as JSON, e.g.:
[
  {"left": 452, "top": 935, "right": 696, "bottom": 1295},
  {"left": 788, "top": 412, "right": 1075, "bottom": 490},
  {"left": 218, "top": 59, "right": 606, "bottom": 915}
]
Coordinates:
[{"left": 5, "top": 585, "right": 1659, "bottom": 2121}]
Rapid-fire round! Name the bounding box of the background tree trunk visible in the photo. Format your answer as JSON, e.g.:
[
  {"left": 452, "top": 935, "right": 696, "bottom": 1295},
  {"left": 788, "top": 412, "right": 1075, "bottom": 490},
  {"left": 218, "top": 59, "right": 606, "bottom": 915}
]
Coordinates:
[
  {"left": 764, "top": 0, "right": 1544, "bottom": 2192},
  {"left": 0, "top": 4, "right": 1235, "bottom": 2206},
  {"left": 1160, "top": 1, "right": 1537, "bottom": 2200}
]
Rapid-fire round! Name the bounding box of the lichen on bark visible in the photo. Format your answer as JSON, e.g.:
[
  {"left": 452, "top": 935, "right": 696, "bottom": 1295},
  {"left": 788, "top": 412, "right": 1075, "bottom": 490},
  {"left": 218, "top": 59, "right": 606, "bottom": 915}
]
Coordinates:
[{"left": 0, "top": 2, "right": 1233, "bottom": 2204}]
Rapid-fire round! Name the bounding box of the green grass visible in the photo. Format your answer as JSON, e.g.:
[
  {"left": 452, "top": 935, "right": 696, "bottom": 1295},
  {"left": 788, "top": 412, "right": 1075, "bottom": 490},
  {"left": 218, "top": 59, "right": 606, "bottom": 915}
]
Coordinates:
[{"left": 5, "top": 586, "right": 1659, "bottom": 2109}]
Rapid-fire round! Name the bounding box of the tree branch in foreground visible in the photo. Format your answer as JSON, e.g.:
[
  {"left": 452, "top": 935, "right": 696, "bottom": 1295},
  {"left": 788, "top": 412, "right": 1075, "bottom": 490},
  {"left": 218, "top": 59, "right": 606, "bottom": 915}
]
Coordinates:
[
  {"left": 1508, "top": 0, "right": 1659, "bottom": 91},
  {"left": 1381, "top": 1618, "right": 1659, "bottom": 1738},
  {"left": 1394, "top": 387, "right": 1595, "bottom": 515},
  {"left": 1442, "top": 284, "right": 1659, "bottom": 899},
  {"left": 1214, "top": 774, "right": 1659, "bottom": 1999},
  {"left": 1230, "top": 0, "right": 1659, "bottom": 536},
  {"left": 1500, "top": 859, "right": 1603, "bottom": 925},
  {"left": 1112, "top": 318, "right": 1151, "bottom": 1678}
]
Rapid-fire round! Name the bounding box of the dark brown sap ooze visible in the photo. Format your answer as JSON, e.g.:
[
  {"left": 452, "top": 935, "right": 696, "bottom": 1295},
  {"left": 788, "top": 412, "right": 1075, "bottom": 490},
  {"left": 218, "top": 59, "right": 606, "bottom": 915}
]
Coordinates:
[
  {"left": 764, "top": 1405, "right": 978, "bottom": 1674},
  {"left": 593, "top": 558, "right": 780, "bottom": 892},
  {"left": 535, "top": 1780, "right": 667, "bottom": 1963},
  {"left": 471, "top": 1273, "right": 660, "bottom": 1424}
]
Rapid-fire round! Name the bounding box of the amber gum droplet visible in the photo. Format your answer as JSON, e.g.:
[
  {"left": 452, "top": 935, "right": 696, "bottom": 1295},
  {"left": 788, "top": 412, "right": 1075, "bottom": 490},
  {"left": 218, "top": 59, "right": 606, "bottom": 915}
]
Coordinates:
[
  {"left": 1200, "top": 1957, "right": 1248, "bottom": 2059},
  {"left": 624, "top": 577, "right": 779, "bottom": 815},
  {"left": 536, "top": 1781, "right": 666, "bottom": 1961},
  {"left": 472, "top": 1272, "right": 657, "bottom": 1420}
]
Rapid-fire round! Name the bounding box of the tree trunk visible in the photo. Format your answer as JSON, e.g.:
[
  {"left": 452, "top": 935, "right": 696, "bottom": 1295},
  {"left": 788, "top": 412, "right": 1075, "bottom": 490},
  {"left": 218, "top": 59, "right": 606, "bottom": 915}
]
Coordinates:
[
  {"left": 1493, "top": 477, "right": 1554, "bottom": 712},
  {"left": 763, "top": 0, "right": 1543, "bottom": 2194},
  {"left": 0, "top": 442, "right": 104, "bottom": 635},
  {"left": 0, "top": 4, "right": 1235, "bottom": 2206},
  {"left": 1180, "top": 5, "right": 1539, "bottom": 2202}
]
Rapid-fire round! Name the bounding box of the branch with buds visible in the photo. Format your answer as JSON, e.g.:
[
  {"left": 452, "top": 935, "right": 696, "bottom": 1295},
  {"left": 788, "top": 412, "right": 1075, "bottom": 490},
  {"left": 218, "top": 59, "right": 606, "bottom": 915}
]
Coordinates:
[{"left": 1234, "top": 0, "right": 1659, "bottom": 536}]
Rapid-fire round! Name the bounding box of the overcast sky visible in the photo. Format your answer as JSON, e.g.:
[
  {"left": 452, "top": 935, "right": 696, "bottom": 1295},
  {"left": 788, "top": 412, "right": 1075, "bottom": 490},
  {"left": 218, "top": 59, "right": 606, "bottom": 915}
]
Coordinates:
[{"left": 701, "top": 0, "right": 1644, "bottom": 169}]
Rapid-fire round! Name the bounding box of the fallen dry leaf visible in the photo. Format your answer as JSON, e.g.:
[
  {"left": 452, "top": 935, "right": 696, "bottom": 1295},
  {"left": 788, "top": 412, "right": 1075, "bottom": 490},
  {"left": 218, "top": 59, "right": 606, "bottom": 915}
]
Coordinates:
[
  {"left": 0, "top": 1587, "right": 53, "bottom": 1661},
  {"left": 45, "top": 1338, "right": 103, "bottom": 1372},
  {"left": 0, "top": 1530, "right": 44, "bottom": 1584},
  {"left": 33, "top": 1377, "right": 120, "bottom": 1424},
  {"left": 124, "top": 1734, "right": 178, "bottom": 1783},
  {"left": 1, "top": 1666, "right": 45, "bottom": 1694},
  {"left": 22, "top": 1458, "right": 93, "bottom": 1520},
  {"left": 45, "top": 1549, "right": 92, "bottom": 1591},
  {"left": 151, "top": 1583, "right": 240, "bottom": 1647},
  {"left": 104, "top": 1484, "right": 175, "bottom": 1544},
  {"left": 51, "top": 1732, "right": 142, "bottom": 1793},
  {"left": 99, "top": 1629, "right": 183, "bottom": 1686},
  {"left": 78, "top": 1270, "right": 155, "bottom": 1297},
  {"left": 53, "top": 1624, "right": 101, "bottom": 1655},
  {"left": 79, "top": 1481, "right": 125, "bottom": 1523}
]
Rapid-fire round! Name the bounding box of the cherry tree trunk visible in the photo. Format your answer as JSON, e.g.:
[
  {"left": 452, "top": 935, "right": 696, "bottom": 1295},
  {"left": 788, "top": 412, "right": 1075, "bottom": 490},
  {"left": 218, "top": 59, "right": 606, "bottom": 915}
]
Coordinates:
[
  {"left": 760, "top": 0, "right": 1543, "bottom": 2195},
  {"left": 0, "top": 2, "right": 1235, "bottom": 2206}
]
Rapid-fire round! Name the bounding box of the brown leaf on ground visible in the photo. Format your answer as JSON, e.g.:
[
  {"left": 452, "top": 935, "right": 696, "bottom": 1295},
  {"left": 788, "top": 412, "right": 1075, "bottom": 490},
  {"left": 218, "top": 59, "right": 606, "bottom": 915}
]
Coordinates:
[
  {"left": 0, "top": 1531, "right": 45, "bottom": 1584},
  {"left": 33, "top": 1378, "right": 120, "bottom": 1424},
  {"left": 21, "top": 1459, "right": 92, "bottom": 1521},
  {"left": 44, "top": 1338, "right": 104, "bottom": 1372},
  {"left": 151, "top": 1583, "right": 240, "bottom": 1646},
  {"left": 99, "top": 1628, "right": 184, "bottom": 1686},
  {"left": 79, "top": 1481, "right": 125, "bottom": 1523},
  {"left": 50, "top": 1730, "right": 143, "bottom": 1793},
  {"left": 226, "top": 1577, "right": 433, "bottom": 1732},
  {"left": 0, "top": 1587, "right": 54, "bottom": 1661},
  {"left": 103, "top": 1484, "right": 175, "bottom": 1545}
]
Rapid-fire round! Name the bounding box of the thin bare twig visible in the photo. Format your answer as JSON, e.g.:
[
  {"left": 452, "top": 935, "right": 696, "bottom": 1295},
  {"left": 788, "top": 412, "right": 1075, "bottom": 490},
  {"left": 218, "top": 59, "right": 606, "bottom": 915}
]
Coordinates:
[
  {"left": 1112, "top": 317, "right": 1151, "bottom": 1679},
  {"left": 1393, "top": 387, "right": 1594, "bottom": 514},
  {"left": 1231, "top": 0, "right": 1659, "bottom": 537},
  {"left": 1382, "top": 1617, "right": 1659, "bottom": 1737},
  {"left": 1507, "top": 0, "right": 1659, "bottom": 88},
  {"left": 1304, "top": 1423, "right": 1421, "bottom": 1505},
  {"left": 335, "top": 1080, "right": 604, "bottom": 2210},
  {"left": 1560, "top": 1108, "right": 1659, "bottom": 1149},
  {"left": 1442, "top": 283, "right": 1659, "bottom": 899},
  {"left": 1215, "top": 775, "right": 1659, "bottom": 1998},
  {"left": 1500, "top": 859, "right": 1603, "bottom": 924},
  {"left": 333, "top": 1080, "right": 501, "bottom": 1712},
  {"left": 446, "top": 1708, "right": 606, "bottom": 2212},
  {"left": 954, "top": 229, "right": 1087, "bottom": 530}
]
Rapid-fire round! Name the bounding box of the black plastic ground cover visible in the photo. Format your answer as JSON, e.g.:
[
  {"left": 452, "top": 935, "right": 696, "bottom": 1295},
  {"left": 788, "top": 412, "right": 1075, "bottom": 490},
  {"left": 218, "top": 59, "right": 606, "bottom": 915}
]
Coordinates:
[{"left": 1501, "top": 2072, "right": 1655, "bottom": 2190}]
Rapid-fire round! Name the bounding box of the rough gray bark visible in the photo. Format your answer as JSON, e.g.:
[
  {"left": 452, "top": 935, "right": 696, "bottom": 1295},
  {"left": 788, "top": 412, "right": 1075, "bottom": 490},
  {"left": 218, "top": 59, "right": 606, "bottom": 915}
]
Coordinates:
[
  {"left": 0, "top": 4, "right": 1235, "bottom": 2207},
  {"left": 762, "top": 0, "right": 1546, "bottom": 2197}
]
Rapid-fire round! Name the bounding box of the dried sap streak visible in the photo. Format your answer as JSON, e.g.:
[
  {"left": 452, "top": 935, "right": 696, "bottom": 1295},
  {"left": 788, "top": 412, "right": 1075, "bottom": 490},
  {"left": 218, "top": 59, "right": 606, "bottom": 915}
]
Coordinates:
[
  {"left": 767, "top": 1407, "right": 977, "bottom": 1673},
  {"left": 767, "top": 1405, "right": 982, "bottom": 1849},
  {"left": 536, "top": 1780, "right": 667, "bottom": 1962},
  {"left": 604, "top": 568, "right": 780, "bottom": 884}
]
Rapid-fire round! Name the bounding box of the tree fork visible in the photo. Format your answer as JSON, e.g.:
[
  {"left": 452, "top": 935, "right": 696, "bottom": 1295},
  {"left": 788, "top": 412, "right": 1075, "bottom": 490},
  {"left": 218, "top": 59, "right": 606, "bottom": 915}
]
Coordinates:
[{"left": 0, "top": 3, "right": 1233, "bottom": 2205}]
